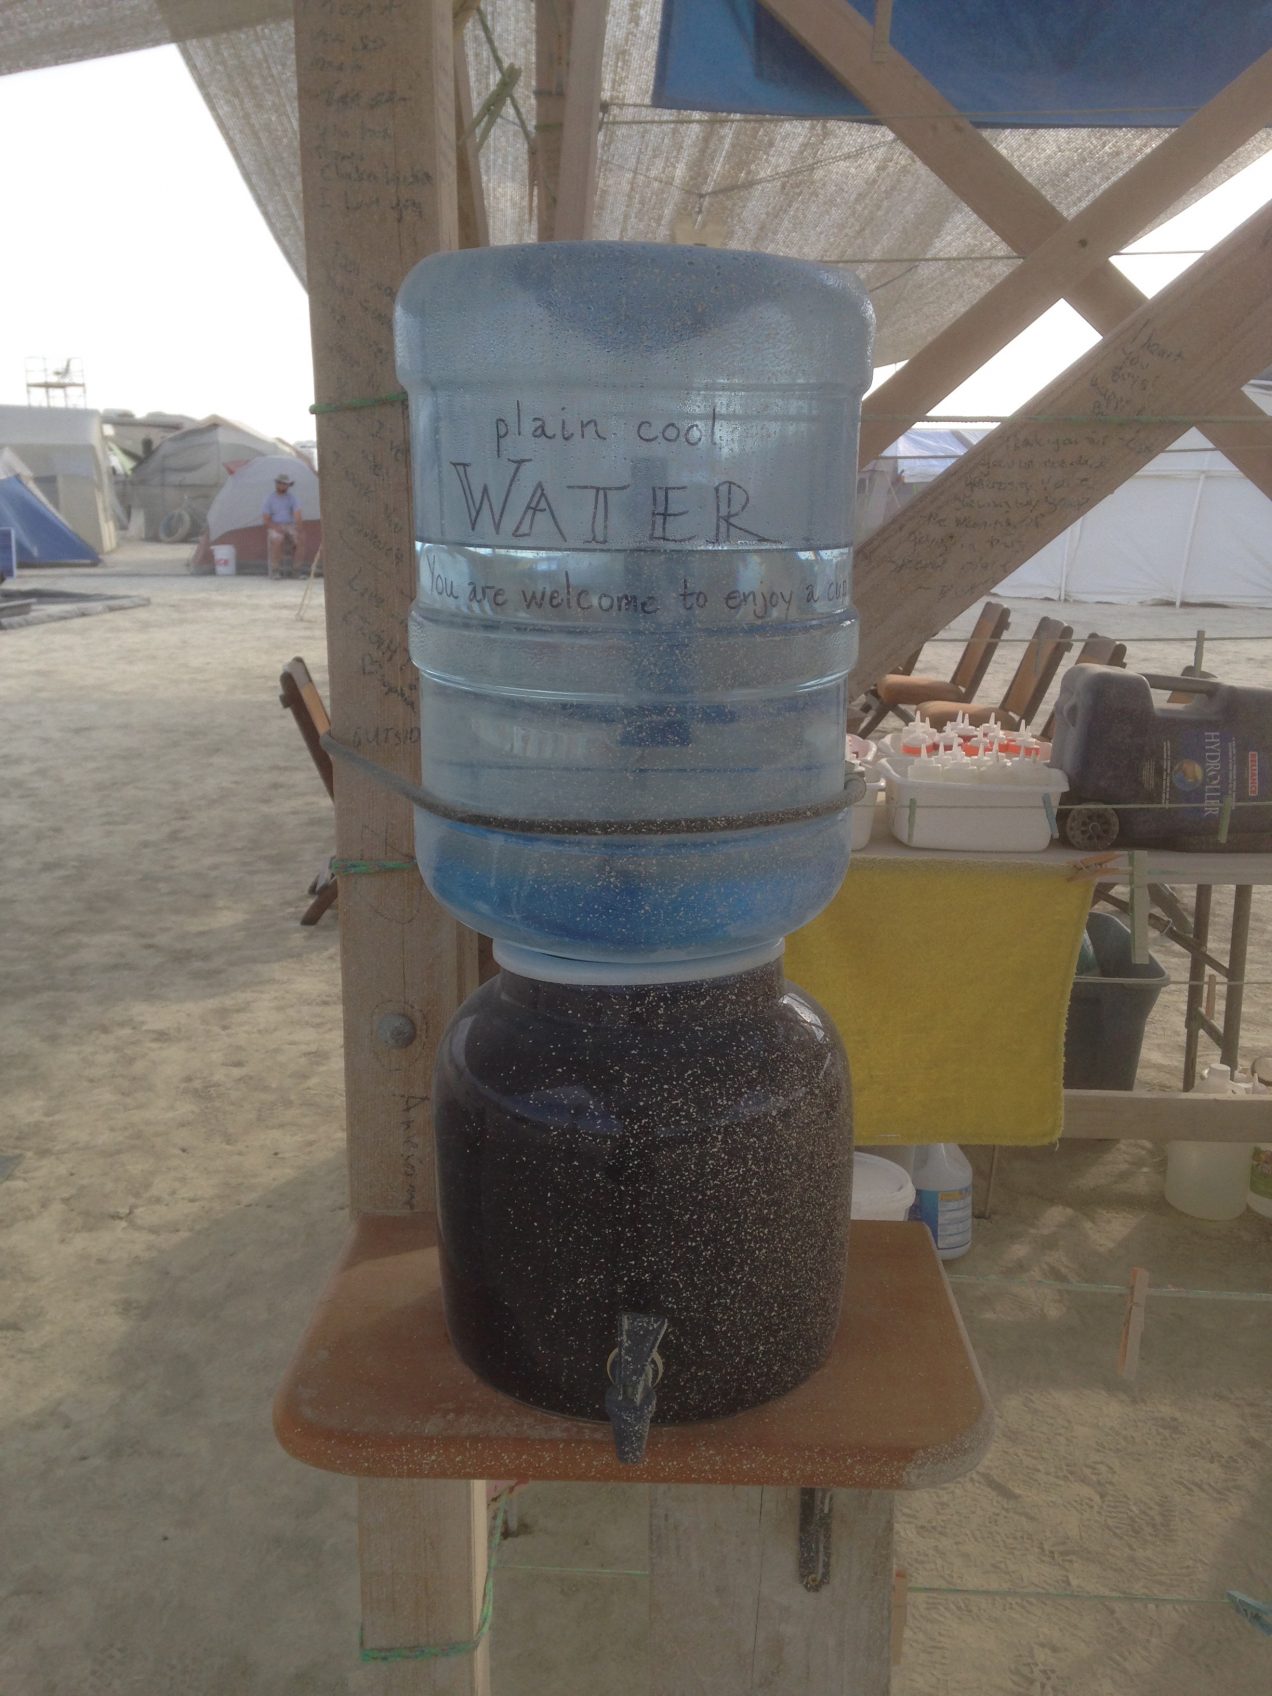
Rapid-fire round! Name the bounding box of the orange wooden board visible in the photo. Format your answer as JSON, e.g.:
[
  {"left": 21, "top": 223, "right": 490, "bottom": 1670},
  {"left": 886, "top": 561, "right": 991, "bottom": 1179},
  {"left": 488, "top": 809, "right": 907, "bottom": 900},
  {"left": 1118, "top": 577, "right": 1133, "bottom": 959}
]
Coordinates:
[{"left": 274, "top": 1216, "right": 993, "bottom": 1489}]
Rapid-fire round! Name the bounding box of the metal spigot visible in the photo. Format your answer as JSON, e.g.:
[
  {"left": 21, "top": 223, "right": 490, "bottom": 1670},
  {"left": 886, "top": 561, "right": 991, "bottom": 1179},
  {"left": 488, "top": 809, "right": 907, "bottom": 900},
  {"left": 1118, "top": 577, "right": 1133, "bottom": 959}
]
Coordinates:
[{"left": 604, "top": 1311, "right": 667, "bottom": 1465}]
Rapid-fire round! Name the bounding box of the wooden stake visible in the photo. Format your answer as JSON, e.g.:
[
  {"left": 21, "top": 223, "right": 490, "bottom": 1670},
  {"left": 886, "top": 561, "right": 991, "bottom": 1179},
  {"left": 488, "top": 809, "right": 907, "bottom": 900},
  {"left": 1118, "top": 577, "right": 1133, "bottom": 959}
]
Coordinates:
[
  {"left": 454, "top": 21, "right": 490, "bottom": 250},
  {"left": 849, "top": 197, "right": 1272, "bottom": 687},
  {"left": 1129, "top": 851, "right": 1150, "bottom": 967},
  {"left": 533, "top": 0, "right": 568, "bottom": 239},
  {"left": 553, "top": 0, "right": 609, "bottom": 241},
  {"left": 891, "top": 1567, "right": 908, "bottom": 1666},
  {"left": 1118, "top": 1267, "right": 1151, "bottom": 1380},
  {"left": 761, "top": 2, "right": 1272, "bottom": 507}
]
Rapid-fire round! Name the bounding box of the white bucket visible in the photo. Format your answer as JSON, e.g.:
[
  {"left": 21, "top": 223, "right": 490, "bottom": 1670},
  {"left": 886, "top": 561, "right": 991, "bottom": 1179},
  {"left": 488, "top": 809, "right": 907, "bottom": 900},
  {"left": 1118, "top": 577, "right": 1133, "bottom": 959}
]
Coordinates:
[
  {"left": 851, "top": 1152, "right": 917, "bottom": 1221},
  {"left": 212, "top": 545, "right": 236, "bottom": 577}
]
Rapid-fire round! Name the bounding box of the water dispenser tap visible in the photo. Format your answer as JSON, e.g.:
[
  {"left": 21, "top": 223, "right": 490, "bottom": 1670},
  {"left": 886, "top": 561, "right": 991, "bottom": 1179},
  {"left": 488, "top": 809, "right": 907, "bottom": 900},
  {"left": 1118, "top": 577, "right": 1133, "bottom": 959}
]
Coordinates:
[{"left": 604, "top": 1311, "right": 667, "bottom": 1466}]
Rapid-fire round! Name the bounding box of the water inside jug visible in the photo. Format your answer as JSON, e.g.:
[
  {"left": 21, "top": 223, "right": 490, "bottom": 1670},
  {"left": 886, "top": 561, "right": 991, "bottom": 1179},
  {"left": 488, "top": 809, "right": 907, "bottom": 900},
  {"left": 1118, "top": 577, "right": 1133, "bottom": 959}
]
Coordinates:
[{"left": 397, "top": 242, "right": 874, "bottom": 961}]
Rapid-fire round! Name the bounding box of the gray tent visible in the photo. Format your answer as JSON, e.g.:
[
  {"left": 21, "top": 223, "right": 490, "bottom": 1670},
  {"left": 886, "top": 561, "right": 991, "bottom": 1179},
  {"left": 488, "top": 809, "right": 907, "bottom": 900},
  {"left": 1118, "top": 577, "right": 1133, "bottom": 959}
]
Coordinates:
[{"left": 126, "top": 414, "right": 293, "bottom": 541}]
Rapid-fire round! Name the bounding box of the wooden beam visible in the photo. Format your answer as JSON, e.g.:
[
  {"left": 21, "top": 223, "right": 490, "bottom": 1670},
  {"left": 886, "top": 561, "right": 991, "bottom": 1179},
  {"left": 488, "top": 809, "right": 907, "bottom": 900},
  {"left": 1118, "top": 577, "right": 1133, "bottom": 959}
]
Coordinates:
[
  {"left": 552, "top": 0, "right": 609, "bottom": 241},
  {"left": 650, "top": 1487, "right": 893, "bottom": 1695},
  {"left": 762, "top": 0, "right": 1272, "bottom": 504},
  {"left": 295, "top": 0, "right": 475, "bottom": 1222},
  {"left": 533, "top": 0, "right": 567, "bottom": 239},
  {"left": 454, "top": 21, "right": 490, "bottom": 250},
  {"left": 358, "top": 1479, "right": 491, "bottom": 1694},
  {"left": 294, "top": 2, "right": 486, "bottom": 1686},
  {"left": 850, "top": 198, "right": 1272, "bottom": 687},
  {"left": 1062, "top": 1089, "right": 1272, "bottom": 1141},
  {"left": 860, "top": 48, "right": 1272, "bottom": 463}
]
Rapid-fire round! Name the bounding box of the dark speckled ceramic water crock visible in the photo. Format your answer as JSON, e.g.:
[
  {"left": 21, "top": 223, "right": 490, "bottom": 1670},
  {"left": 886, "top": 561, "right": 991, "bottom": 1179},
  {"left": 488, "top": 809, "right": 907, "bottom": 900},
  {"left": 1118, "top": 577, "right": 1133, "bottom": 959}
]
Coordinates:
[{"left": 432, "top": 946, "right": 852, "bottom": 1425}]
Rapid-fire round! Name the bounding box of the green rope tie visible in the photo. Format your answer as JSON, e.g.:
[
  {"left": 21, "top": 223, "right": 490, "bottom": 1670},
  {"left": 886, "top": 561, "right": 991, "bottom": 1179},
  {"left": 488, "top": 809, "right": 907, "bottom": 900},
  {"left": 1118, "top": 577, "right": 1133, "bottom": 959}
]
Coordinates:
[
  {"left": 329, "top": 857, "right": 415, "bottom": 876},
  {"left": 309, "top": 391, "right": 406, "bottom": 416},
  {"left": 359, "top": 1496, "right": 507, "bottom": 1663}
]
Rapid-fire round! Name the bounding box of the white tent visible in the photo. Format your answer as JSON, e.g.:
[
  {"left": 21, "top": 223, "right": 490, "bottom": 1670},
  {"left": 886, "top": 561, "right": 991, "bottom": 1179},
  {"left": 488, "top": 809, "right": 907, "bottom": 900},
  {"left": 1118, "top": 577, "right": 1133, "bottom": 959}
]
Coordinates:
[
  {"left": 191, "top": 452, "right": 320, "bottom": 571},
  {"left": 0, "top": 404, "right": 118, "bottom": 554},
  {"left": 865, "top": 388, "right": 1272, "bottom": 608}
]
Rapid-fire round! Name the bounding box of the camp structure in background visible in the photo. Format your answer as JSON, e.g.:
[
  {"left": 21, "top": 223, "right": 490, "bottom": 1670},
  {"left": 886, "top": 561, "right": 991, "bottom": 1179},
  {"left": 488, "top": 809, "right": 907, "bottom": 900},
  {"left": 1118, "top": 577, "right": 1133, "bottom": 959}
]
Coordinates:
[
  {"left": 0, "top": 447, "right": 99, "bottom": 565},
  {"left": 101, "top": 410, "right": 197, "bottom": 462},
  {"left": 0, "top": 405, "right": 117, "bottom": 556},
  {"left": 125, "top": 415, "right": 293, "bottom": 543},
  {"left": 861, "top": 387, "right": 1272, "bottom": 608},
  {"left": 189, "top": 453, "right": 320, "bottom": 574}
]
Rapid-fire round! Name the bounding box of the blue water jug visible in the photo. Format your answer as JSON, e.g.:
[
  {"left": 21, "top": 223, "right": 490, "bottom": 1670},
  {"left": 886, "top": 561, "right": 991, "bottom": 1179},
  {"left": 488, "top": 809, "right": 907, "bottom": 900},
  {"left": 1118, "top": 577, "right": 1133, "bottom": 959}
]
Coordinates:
[{"left": 396, "top": 243, "right": 874, "bottom": 961}]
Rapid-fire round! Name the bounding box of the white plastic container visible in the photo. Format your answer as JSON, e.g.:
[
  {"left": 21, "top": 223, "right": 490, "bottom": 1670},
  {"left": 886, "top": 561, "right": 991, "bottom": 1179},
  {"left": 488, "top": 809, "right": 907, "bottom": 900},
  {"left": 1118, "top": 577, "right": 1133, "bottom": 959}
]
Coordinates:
[
  {"left": 851, "top": 1152, "right": 916, "bottom": 1221},
  {"left": 1165, "top": 1065, "right": 1252, "bottom": 1220},
  {"left": 881, "top": 759, "right": 1067, "bottom": 852},
  {"left": 910, "top": 1143, "right": 974, "bottom": 1259},
  {"left": 212, "top": 544, "right": 236, "bottom": 576},
  {"left": 850, "top": 774, "right": 883, "bottom": 849}
]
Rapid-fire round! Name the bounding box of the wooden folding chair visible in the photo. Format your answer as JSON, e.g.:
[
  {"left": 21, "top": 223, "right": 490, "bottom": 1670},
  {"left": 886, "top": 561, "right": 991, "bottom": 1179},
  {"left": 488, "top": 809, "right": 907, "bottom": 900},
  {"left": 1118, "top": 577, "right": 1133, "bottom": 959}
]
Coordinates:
[
  {"left": 279, "top": 656, "right": 338, "bottom": 925},
  {"left": 855, "top": 600, "right": 1011, "bottom": 733},
  {"left": 1037, "top": 633, "right": 1128, "bottom": 741},
  {"left": 920, "top": 615, "right": 1074, "bottom": 731}
]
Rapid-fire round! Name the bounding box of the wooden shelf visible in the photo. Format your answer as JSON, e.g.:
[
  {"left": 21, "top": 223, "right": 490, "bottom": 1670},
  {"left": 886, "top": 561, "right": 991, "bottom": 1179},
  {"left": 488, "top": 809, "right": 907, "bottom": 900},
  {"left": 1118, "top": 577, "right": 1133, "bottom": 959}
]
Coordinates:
[{"left": 274, "top": 1217, "right": 993, "bottom": 1490}]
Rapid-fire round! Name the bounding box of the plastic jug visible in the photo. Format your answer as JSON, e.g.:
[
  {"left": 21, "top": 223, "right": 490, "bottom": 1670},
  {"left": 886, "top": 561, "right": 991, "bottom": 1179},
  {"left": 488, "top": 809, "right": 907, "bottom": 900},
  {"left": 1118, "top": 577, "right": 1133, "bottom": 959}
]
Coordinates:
[
  {"left": 396, "top": 242, "right": 873, "bottom": 962},
  {"left": 1164, "top": 1065, "right": 1252, "bottom": 1220},
  {"left": 1051, "top": 668, "right": 1272, "bottom": 852},
  {"left": 910, "top": 1143, "right": 974, "bottom": 1259},
  {"left": 432, "top": 942, "right": 852, "bottom": 1442}
]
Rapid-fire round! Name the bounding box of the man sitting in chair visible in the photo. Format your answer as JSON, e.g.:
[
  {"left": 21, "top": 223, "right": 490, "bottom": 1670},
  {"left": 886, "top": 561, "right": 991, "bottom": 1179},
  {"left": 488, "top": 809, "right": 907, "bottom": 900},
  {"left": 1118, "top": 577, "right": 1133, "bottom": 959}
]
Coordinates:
[{"left": 263, "top": 472, "right": 303, "bottom": 579}]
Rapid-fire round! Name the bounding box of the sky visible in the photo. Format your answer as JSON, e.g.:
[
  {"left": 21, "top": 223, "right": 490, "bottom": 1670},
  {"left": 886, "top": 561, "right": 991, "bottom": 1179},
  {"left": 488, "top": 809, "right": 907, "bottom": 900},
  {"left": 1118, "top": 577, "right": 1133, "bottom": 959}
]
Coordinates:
[{"left": 3, "top": 43, "right": 1272, "bottom": 447}]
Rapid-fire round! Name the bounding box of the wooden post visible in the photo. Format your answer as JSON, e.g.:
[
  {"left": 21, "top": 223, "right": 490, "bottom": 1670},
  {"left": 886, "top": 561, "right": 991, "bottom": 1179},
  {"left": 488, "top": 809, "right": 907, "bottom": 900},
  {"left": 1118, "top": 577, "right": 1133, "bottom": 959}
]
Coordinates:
[
  {"left": 533, "top": 0, "right": 568, "bottom": 239},
  {"left": 552, "top": 0, "right": 609, "bottom": 241},
  {"left": 850, "top": 197, "right": 1272, "bottom": 687},
  {"left": 761, "top": 0, "right": 1272, "bottom": 504},
  {"left": 858, "top": 48, "right": 1272, "bottom": 463},
  {"left": 293, "top": 1, "right": 487, "bottom": 1686},
  {"left": 650, "top": 1487, "right": 894, "bottom": 1695},
  {"left": 455, "top": 20, "right": 490, "bottom": 250}
]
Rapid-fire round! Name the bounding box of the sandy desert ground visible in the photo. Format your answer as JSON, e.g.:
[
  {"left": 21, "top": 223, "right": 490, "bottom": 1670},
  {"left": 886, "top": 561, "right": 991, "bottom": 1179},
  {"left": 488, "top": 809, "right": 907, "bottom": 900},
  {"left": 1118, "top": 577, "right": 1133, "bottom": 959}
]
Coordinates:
[{"left": 2, "top": 546, "right": 1270, "bottom": 1695}]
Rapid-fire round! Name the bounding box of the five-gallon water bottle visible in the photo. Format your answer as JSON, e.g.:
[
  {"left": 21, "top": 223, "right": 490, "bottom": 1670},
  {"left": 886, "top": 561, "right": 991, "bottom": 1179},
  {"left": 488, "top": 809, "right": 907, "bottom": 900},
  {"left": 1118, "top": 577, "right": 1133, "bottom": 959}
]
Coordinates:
[{"left": 396, "top": 243, "right": 873, "bottom": 962}]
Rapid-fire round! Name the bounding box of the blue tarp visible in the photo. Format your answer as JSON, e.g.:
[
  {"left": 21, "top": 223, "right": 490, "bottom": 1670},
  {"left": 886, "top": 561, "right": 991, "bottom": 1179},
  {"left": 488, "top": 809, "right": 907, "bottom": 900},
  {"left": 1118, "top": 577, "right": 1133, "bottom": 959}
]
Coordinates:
[
  {"left": 0, "top": 470, "right": 99, "bottom": 565},
  {"left": 654, "top": 1, "right": 1272, "bottom": 127}
]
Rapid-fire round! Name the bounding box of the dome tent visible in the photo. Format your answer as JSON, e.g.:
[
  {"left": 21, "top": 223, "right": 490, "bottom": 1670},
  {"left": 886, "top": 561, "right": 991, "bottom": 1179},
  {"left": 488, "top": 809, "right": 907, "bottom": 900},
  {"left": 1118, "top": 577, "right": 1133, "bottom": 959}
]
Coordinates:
[{"left": 190, "top": 454, "right": 320, "bottom": 574}]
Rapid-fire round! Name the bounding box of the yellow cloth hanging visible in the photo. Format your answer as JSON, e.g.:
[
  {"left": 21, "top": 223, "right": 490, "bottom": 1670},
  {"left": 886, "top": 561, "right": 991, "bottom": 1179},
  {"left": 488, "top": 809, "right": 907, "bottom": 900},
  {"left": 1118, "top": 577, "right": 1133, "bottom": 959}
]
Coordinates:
[{"left": 785, "top": 858, "right": 1092, "bottom": 1146}]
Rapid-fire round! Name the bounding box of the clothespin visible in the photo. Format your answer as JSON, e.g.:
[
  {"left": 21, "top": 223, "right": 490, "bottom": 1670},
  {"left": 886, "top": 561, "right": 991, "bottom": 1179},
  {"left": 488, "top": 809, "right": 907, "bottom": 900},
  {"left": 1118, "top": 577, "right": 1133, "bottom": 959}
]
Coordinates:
[
  {"left": 1042, "top": 792, "right": 1058, "bottom": 839},
  {"left": 907, "top": 796, "right": 917, "bottom": 845},
  {"left": 1128, "top": 850, "right": 1150, "bottom": 965},
  {"left": 1218, "top": 793, "right": 1234, "bottom": 845},
  {"left": 1117, "top": 1266, "right": 1150, "bottom": 1380},
  {"left": 891, "top": 1568, "right": 909, "bottom": 1665}
]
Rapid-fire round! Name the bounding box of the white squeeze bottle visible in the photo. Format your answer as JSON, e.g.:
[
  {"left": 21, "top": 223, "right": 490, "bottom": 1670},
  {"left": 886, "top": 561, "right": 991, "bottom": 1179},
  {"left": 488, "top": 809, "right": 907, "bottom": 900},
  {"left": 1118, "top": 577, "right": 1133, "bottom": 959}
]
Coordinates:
[
  {"left": 1164, "top": 1065, "right": 1251, "bottom": 1221},
  {"left": 910, "top": 1144, "right": 974, "bottom": 1259}
]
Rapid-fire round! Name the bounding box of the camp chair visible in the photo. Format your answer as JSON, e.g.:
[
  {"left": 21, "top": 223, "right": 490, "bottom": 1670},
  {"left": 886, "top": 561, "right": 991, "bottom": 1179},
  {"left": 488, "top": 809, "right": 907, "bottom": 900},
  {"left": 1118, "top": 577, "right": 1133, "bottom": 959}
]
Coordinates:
[
  {"left": 855, "top": 600, "right": 1011, "bottom": 734},
  {"left": 848, "top": 644, "right": 922, "bottom": 732},
  {"left": 279, "top": 656, "right": 338, "bottom": 925},
  {"left": 1037, "top": 633, "right": 1128, "bottom": 742},
  {"left": 919, "top": 616, "right": 1074, "bottom": 731}
]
